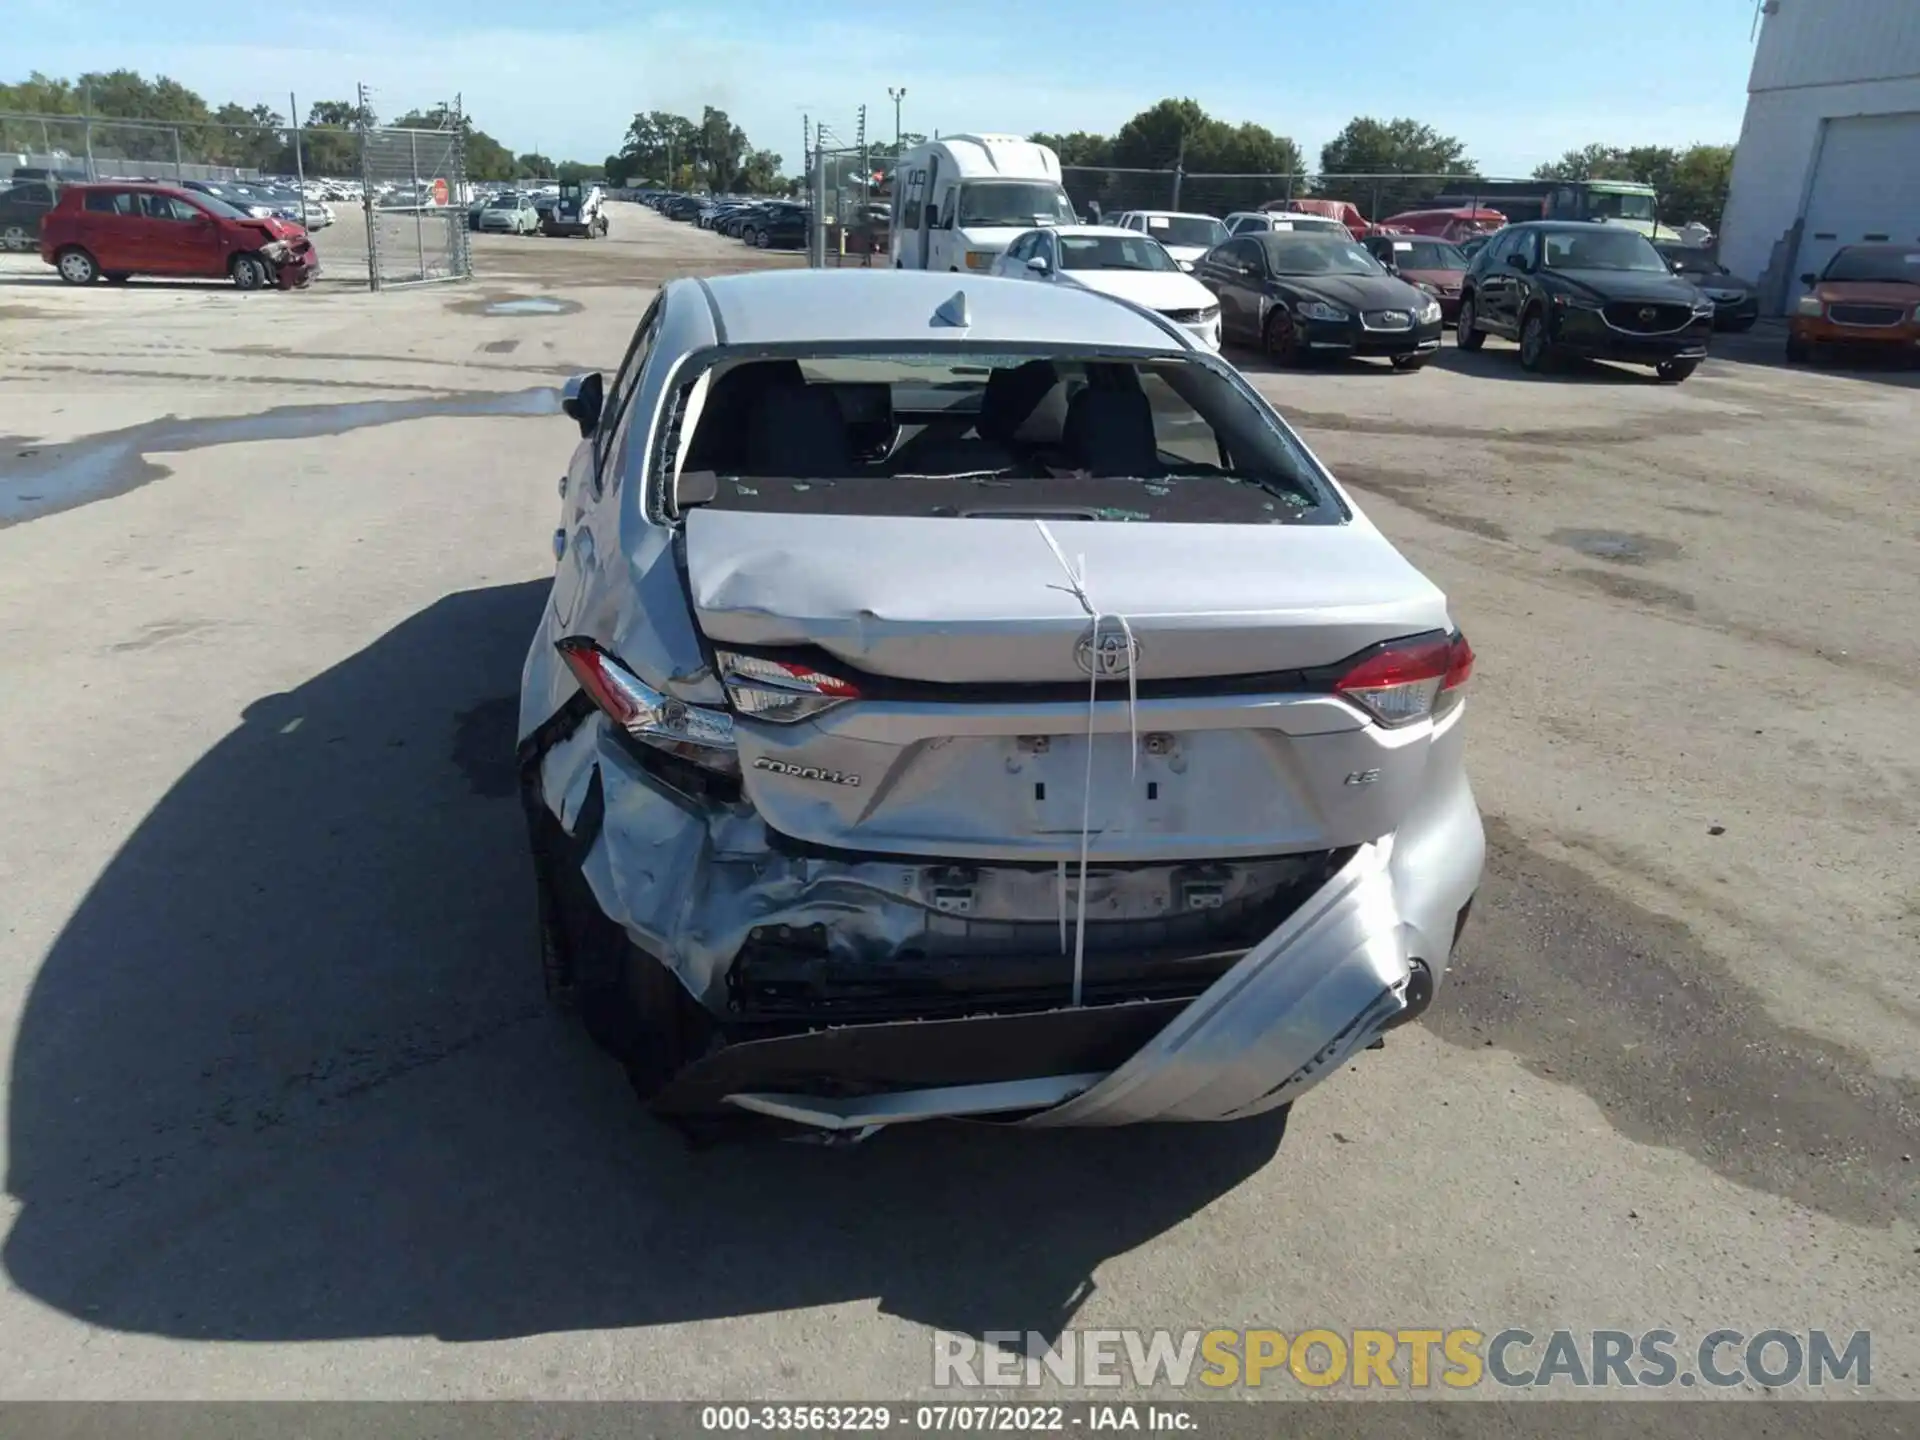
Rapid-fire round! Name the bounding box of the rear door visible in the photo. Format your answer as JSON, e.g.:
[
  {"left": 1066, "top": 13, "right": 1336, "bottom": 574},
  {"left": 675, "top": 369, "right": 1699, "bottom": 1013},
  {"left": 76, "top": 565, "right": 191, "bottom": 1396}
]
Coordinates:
[{"left": 80, "top": 189, "right": 142, "bottom": 270}]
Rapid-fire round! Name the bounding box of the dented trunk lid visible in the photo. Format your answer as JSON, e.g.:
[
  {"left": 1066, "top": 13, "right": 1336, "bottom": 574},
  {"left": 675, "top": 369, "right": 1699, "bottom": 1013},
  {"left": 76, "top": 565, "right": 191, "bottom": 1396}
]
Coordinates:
[
  {"left": 681, "top": 509, "right": 1454, "bottom": 863},
  {"left": 683, "top": 508, "right": 1448, "bottom": 684}
]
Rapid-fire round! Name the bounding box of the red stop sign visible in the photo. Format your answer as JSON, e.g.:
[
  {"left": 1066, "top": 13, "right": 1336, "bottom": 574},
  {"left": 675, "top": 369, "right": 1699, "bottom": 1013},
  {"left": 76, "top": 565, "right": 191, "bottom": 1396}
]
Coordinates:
[{"left": 430, "top": 177, "right": 449, "bottom": 206}]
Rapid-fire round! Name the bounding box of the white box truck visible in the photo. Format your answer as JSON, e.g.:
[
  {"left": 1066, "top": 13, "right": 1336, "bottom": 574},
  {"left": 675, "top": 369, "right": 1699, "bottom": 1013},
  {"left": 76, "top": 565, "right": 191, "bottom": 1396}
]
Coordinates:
[{"left": 889, "top": 134, "right": 1075, "bottom": 273}]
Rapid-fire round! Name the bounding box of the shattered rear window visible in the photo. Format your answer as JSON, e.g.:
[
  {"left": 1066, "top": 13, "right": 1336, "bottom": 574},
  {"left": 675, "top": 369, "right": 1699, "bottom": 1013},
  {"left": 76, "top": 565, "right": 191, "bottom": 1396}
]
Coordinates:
[{"left": 667, "top": 352, "right": 1342, "bottom": 526}]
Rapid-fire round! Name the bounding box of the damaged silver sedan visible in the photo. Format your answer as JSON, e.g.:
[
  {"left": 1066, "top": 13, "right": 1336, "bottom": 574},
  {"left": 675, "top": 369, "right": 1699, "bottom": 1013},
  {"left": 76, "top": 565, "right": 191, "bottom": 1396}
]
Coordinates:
[{"left": 518, "top": 268, "right": 1484, "bottom": 1136}]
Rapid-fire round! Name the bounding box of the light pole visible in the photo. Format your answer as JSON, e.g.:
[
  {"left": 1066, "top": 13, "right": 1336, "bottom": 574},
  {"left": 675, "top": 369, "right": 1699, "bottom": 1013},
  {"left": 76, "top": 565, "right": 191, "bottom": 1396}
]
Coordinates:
[{"left": 887, "top": 87, "right": 906, "bottom": 151}]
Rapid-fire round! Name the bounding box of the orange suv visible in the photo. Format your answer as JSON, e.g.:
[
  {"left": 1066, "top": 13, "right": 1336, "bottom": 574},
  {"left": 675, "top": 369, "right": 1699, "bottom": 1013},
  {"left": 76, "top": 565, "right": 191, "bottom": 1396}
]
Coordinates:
[{"left": 1788, "top": 244, "right": 1920, "bottom": 363}]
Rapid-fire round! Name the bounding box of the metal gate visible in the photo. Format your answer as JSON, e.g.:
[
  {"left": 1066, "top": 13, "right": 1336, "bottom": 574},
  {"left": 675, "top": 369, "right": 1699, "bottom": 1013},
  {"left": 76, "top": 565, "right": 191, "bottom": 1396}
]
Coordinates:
[{"left": 357, "top": 104, "right": 472, "bottom": 288}]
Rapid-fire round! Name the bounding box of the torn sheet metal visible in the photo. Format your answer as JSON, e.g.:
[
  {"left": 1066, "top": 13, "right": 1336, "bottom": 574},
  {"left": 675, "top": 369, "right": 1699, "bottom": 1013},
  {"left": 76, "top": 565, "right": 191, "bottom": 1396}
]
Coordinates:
[
  {"left": 546, "top": 717, "right": 1325, "bottom": 1015},
  {"left": 547, "top": 720, "right": 1425, "bottom": 1123}
]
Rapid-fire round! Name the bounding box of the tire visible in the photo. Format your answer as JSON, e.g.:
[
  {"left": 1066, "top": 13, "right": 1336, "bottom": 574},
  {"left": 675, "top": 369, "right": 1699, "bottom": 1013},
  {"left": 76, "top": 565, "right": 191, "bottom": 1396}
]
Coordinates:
[
  {"left": 1262, "top": 308, "right": 1302, "bottom": 366},
  {"left": 1784, "top": 331, "right": 1811, "bottom": 364},
  {"left": 55, "top": 246, "right": 99, "bottom": 285},
  {"left": 529, "top": 800, "right": 703, "bottom": 1099},
  {"left": 1, "top": 223, "right": 30, "bottom": 253},
  {"left": 1655, "top": 359, "right": 1699, "bottom": 384},
  {"left": 1456, "top": 292, "right": 1486, "bottom": 350},
  {"left": 104, "top": 272, "right": 131, "bottom": 285},
  {"left": 1391, "top": 354, "right": 1429, "bottom": 371},
  {"left": 754, "top": 230, "right": 771, "bottom": 250},
  {"left": 230, "top": 253, "right": 271, "bottom": 291},
  {"left": 1518, "top": 306, "right": 1552, "bottom": 371}
]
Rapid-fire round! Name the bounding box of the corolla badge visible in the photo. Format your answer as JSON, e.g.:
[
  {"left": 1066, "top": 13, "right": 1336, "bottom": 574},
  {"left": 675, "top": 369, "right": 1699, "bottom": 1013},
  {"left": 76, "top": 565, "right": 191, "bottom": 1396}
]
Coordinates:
[
  {"left": 1075, "top": 618, "right": 1141, "bottom": 679},
  {"left": 752, "top": 756, "right": 862, "bottom": 787}
]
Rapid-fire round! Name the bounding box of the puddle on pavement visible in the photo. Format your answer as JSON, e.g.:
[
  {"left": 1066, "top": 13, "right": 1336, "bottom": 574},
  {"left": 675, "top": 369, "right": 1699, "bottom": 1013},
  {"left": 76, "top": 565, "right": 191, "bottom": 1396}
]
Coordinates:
[
  {"left": 1549, "top": 528, "right": 1683, "bottom": 565},
  {"left": 0, "top": 387, "right": 560, "bottom": 527},
  {"left": 452, "top": 295, "right": 581, "bottom": 318}
]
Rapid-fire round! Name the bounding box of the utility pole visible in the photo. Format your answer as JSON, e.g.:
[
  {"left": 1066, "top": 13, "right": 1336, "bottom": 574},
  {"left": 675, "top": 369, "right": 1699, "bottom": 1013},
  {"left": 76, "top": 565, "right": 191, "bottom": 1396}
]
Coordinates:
[
  {"left": 887, "top": 87, "right": 905, "bottom": 151},
  {"left": 809, "top": 120, "right": 828, "bottom": 267}
]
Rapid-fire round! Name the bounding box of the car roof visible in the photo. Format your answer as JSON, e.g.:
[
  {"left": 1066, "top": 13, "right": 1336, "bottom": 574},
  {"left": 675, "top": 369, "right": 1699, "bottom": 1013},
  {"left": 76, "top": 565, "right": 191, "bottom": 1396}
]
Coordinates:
[
  {"left": 1047, "top": 224, "right": 1159, "bottom": 239},
  {"left": 1509, "top": 220, "right": 1641, "bottom": 232},
  {"left": 687, "top": 269, "right": 1190, "bottom": 351}
]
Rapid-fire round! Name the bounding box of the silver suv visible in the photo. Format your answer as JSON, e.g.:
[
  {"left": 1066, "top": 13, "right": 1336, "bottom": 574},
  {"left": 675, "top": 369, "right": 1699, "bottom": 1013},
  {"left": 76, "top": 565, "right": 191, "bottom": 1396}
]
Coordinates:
[{"left": 519, "top": 269, "right": 1483, "bottom": 1137}]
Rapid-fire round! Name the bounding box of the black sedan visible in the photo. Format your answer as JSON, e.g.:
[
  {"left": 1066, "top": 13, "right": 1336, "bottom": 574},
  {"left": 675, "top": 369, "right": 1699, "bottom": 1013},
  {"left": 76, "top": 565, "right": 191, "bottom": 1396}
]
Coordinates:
[
  {"left": 1656, "top": 243, "right": 1759, "bottom": 331},
  {"left": 1191, "top": 233, "right": 1444, "bottom": 370},
  {"left": 1458, "top": 222, "right": 1714, "bottom": 382},
  {"left": 743, "top": 204, "right": 809, "bottom": 250}
]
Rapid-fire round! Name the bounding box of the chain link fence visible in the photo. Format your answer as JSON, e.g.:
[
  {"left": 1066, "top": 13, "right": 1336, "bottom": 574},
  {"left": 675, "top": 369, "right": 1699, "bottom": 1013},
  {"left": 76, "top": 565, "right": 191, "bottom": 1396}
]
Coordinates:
[
  {"left": 1, "top": 106, "right": 472, "bottom": 287},
  {"left": 807, "top": 143, "right": 886, "bottom": 266},
  {"left": 359, "top": 121, "right": 470, "bottom": 287}
]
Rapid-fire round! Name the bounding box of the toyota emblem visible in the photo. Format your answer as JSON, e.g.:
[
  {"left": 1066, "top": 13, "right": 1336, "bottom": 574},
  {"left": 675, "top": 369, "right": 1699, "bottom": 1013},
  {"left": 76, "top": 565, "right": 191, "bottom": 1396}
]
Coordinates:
[{"left": 1074, "top": 619, "right": 1140, "bottom": 679}]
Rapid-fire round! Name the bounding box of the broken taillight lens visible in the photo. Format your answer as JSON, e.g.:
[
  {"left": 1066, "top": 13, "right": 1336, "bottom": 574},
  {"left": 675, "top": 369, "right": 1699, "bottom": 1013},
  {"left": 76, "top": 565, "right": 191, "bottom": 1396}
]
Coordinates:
[
  {"left": 716, "top": 649, "right": 862, "bottom": 724},
  {"left": 557, "top": 637, "right": 739, "bottom": 773},
  {"left": 1333, "top": 631, "right": 1473, "bottom": 728}
]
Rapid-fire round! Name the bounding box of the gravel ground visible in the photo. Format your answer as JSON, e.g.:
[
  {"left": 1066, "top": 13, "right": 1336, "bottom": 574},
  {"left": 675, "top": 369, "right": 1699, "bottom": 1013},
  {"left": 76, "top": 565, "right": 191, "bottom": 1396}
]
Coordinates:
[{"left": 0, "top": 203, "right": 1914, "bottom": 1422}]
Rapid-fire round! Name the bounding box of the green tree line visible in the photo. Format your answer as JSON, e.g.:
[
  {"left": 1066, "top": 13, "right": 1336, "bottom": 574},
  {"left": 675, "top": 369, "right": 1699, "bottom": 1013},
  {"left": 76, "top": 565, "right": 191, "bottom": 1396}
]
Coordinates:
[
  {"left": 603, "top": 106, "right": 782, "bottom": 193},
  {"left": 1031, "top": 99, "right": 1735, "bottom": 228},
  {"left": 0, "top": 70, "right": 594, "bottom": 183}
]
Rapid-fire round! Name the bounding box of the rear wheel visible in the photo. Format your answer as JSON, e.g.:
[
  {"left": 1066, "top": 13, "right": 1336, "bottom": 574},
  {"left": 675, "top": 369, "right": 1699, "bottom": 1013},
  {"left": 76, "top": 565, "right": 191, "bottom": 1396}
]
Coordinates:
[
  {"left": 1262, "top": 309, "right": 1302, "bottom": 366},
  {"left": 1, "top": 223, "right": 30, "bottom": 252},
  {"left": 1655, "top": 359, "right": 1699, "bottom": 384},
  {"left": 529, "top": 801, "right": 703, "bottom": 1099},
  {"left": 1518, "top": 306, "right": 1552, "bottom": 371},
  {"left": 1455, "top": 293, "right": 1485, "bottom": 350},
  {"left": 231, "top": 253, "right": 271, "bottom": 291},
  {"left": 55, "top": 247, "right": 99, "bottom": 285}
]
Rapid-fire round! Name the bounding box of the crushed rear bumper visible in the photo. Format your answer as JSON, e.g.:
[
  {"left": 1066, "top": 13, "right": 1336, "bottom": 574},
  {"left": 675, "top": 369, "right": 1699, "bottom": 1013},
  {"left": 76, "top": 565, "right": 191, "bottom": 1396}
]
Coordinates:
[
  {"left": 534, "top": 706, "right": 1481, "bottom": 1131},
  {"left": 662, "top": 841, "right": 1420, "bottom": 1129}
]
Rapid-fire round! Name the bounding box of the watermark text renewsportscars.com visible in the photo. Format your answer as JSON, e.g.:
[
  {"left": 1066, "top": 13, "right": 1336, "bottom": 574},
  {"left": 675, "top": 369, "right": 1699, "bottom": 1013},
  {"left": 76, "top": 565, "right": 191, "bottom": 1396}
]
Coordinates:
[{"left": 933, "top": 1328, "right": 1872, "bottom": 1391}]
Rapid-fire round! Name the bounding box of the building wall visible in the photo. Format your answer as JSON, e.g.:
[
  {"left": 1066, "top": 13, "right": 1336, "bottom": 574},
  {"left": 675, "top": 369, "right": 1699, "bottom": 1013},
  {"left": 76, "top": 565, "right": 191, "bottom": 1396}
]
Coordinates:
[
  {"left": 1717, "top": 0, "right": 1920, "bottom": 311},
  {"left": 1747, "top": 0, "right": 1920, "bottom": 92}
]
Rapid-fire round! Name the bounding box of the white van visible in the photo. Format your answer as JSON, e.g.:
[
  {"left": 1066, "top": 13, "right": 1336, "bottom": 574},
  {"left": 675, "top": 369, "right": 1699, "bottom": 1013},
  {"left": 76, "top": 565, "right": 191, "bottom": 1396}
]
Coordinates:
[{"left": 890, "top": 134, "right": 1076, "bottom": 272}]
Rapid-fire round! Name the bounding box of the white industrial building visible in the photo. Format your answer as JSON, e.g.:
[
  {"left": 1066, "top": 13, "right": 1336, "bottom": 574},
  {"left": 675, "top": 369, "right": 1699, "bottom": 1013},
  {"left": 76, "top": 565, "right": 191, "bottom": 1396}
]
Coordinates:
[{"left": 1717, "top": 0, "right": 1920, "bottom": 313}]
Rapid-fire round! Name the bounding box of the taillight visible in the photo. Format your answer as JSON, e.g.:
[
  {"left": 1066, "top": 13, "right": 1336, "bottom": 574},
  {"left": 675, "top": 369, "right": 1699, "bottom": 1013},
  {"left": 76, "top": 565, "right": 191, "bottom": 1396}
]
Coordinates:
[
  {"left": 1333, "top": 631, "right": 1473, "bottom": 727},
  {"left": 716, "top": 649, "right": 862, "bottom": 724},
  {"left": 1435, "top": 632, "right": 1474, "bottom": 718},
  {"left": 556, "top": 637, "right": 738, "bottom": 773}
]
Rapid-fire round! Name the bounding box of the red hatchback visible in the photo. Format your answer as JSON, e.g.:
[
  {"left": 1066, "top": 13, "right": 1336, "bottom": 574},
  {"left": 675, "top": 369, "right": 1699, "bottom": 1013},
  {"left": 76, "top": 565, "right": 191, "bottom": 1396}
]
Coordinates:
[{"left": 40, "top": 183, "right": 318, "bottom": 289}]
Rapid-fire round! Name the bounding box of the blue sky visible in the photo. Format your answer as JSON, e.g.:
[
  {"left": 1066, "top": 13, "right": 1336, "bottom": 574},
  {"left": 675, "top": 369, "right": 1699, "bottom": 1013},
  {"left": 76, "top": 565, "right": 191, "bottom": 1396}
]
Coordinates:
[{"left": 10, "top": 0, "right": 1762, "bottom": 174}]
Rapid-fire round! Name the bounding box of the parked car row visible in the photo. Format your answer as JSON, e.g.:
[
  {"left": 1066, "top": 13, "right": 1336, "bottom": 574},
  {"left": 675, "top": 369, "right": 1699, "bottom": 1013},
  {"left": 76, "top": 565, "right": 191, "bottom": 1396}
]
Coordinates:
[
  {"left": 465, "top": 181, "right": 610, "bottom": 238},
  {"left": 0, "top": 172, "right": 338, "bottom": 249},
  {"left": 640, "top": 189, "right": 812, "bottom": 251}
]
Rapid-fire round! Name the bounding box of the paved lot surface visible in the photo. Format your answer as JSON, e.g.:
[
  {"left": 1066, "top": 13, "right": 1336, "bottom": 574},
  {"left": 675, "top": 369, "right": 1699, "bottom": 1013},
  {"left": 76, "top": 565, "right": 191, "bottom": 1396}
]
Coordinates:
[{"left": 0, "top": 202, "right": 1915, "bottom": 1411}]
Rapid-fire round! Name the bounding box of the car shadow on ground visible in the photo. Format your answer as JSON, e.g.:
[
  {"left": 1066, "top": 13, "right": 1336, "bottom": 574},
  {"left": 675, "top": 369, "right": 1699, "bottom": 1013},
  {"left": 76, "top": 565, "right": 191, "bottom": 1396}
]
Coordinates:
[
  {"left": 1707, "top": 324, "right": 1920, "bottom": 390},
  {"left": 1426, "top": 343, "right": 1657, "bottom": 385},
  {"left": 3, "top": 579, "right": 1285, "bottom": 1345}
]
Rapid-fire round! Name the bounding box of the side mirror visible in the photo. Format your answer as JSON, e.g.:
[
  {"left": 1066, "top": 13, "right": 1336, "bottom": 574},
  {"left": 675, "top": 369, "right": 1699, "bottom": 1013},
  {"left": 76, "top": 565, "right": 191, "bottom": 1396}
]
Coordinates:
[
  {"left": 561, "top": 372, "right": 603, "bottom": 438},
  {"left": 1177, "top": 259, "right": 1195, "bottom": 273},
  {"left": 1799, "top": 271, "right": 1817, "bottom": 286},
  {"left": 1506, "top": 252, "right": 1531, "bottom": 271},
  {"left": 1026, "top": 254, "right": 1050, "bottom": 274}
]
